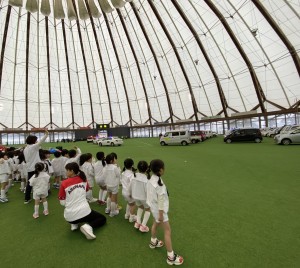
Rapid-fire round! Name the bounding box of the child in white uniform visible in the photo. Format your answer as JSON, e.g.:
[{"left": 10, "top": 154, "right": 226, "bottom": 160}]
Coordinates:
[
  {"left": 51, "top": 151, "right": 64, "bottom": 189},
  {"left": 65, "top": 147, "right": 81, "bottom": 167},
  {"left": 17, "top": 153, "right": 27, "bottom": 192},
  {"left": 121, "top": 158, "right": 136, "bottom": 222},
  {"left": 147, "top": 159, "right": 184, "bottom": 266},
  {"left": 104, "top": 153, "right": 121, "bottom": 217},
  {"left": 129, "top": 160, "right": 151, "bottom": 232},
  {"left": 29, "top": 162, "right": 50, "bottom": 218},
  {"left": 0, "top": 153, "right": 10, "bottom": 202},
  {"left": 94, "top": 152, "right": 107, "bottom": 205},
  {"left": 80, "top": 153, "right": 97, "bottom": 203}
]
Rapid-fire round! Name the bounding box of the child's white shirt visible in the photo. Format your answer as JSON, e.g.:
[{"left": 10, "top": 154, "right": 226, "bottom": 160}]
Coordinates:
[
  {"left": 51, "top": 157, "right": 65, "bottom": 176},
  {"left": 0, "top": 159, "right": 10, "bottom": 174},
  {"left": 121, "top": 169, "right": 134, "bottom": 196},
  {"left": 29, "top": 171, "right": 50, "bottom": 196},
  {"left": 146, "top": 174, "right": 169, "bottom": 213},
  {"left": 104, "top": 164, "right": 121, "bottom": 188},
  {"left": 129, "top": 172, "right": 148, "bottom": 201},
  {"left": 64, "top": 148, "right": 82, "bottom": 167},
  {"left": 81, "top": 162, "right": 94, "bottom": 182},
  {"left": 7, "top": 158, "right": 14, "bottom": 172},
  {"left": 94, "top": 161, "right": 105, "bottom": 184}
]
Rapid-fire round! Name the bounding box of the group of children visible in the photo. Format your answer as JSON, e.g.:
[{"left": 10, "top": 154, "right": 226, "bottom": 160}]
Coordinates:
[{"left": 0, "top": 145, "right": 184, "bottom": 266}]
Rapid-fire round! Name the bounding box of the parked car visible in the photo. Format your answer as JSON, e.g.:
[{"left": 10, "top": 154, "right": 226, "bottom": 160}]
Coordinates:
[
  {"left": 190, "top": 130, "right": 204, "bottom": 143},
  {"left": 86, "top": 136, "right": 95, "bottom": 143},
  {"left": 97, "top": 137, "right": 123, "bottom": 146},
  {"left": 93, "top": 137, "right": 105, "bottom": 144},
  {"left": 0, "top": 144, "right": 7, "bottom": 152},
  {"left": 224, "top": 128, "right": 262, "bottom": 143},
  {"left": 204, "top": 130, "right": 213, "bottom": 138},
  {"left": 274, "top": 128, "right": 300, "bottom": 145},
  {"left": 160, "top": 130, "right": 191, "bottom": 146},
  {"left": 279, "top": 125, "right": 300, "bottom": 135}
]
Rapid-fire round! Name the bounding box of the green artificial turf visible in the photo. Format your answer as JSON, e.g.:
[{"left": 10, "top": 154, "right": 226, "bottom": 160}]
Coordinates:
[{"left": 1, "top": 137, "right": 299, "bottom": 267}]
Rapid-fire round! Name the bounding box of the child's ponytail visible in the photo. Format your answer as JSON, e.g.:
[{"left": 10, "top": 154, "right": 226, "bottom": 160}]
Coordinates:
[
  {"left": 34, "top": 162, "right": 45, "bottom": 178},
  {"left": 78, "top": 170, "right": 87, "bottom": 181},
  {"left": 150, "top": 159, "right": 165, "bottom": 186}
]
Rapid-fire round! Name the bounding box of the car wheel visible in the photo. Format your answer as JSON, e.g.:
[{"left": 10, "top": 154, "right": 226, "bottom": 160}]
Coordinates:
[
  {"left": 99, "top": 143, "right": 102, "bottom": 146},
  {"left": 191, "top": 139, "right": 196, "bottom": 144},
  {"left": 254, "top": 138, "right": 261, "bottom": 143},
  {"left": 181, "top": 141, "right": 188, "bottom": 146},
  {"left": 111, "top": 142, "right": 115, "bottom": 146},
  {"left": 226, "top": 139, "right": 232, "bottom": 144},
  {"left": 160, "top": 141, "right": 166, "bottom": 146},
  {"left": 281, "top": 139, "right": 291, "bottom": 145}
]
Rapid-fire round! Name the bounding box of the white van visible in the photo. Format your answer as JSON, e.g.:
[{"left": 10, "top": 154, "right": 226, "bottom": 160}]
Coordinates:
[{"left": 160, "top": 130, "right": 191, "bottom": 146}]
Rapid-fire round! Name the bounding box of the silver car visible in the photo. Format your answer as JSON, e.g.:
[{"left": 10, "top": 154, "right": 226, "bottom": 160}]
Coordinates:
[{"left": 274, "top": 128, "right": 300, "bottom": 145}]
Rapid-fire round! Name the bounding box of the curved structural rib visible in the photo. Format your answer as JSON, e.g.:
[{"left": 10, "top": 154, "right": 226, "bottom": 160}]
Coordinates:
[
  {"left": 205, "top": 0, "right": 266, "bottom": 115},
  {"left": 130, "top": 1, "right": 175, "bottom": 125},
  {"left": 172, "top": 0, "right": 230, "bottom": 117},
  {"left": 252, "top": 0, "right": 300, "bottom": 77},
  {"left": 148, "top": 0, "right": 200, "bottom": 122}
]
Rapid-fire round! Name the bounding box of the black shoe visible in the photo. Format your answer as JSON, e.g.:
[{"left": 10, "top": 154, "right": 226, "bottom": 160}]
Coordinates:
[{"left": 24, "top": 199, "right": 32, "bottom": 204}]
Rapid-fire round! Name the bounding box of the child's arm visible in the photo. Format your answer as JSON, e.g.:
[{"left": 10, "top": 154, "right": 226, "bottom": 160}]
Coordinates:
[{"left": 58, "top": 183, "right": 66, "bottom": 206}]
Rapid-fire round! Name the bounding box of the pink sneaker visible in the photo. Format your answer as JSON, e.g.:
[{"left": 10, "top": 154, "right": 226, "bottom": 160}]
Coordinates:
[
  {"left": 139, "top": 225, "right": 149, "bottom": 233},
  {"left": 43, "top": 210, "right": 49, "bottom": 216},
  {"left": 134, "top": 222, "right": 141, "bottom": 229},
  {"left": 33, "top": 213, "right": 39, "bottom": 219},
  {"left": 97, "top": 200, "right": 106, "bottom": 206}
]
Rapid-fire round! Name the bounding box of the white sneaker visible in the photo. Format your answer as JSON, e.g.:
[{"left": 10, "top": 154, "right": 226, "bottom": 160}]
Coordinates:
[
  {"left": 124, "top": 214, "right": 130, "bottom": 220},
  {"left": 109, "top": 210, "right": 119, "bottom": 217},
  {"left": 80, "top": 224, "right": 96, "bottom": 240},
  {"left": 71, "top": 224, "right": 79, "bottom": 231},
  {"left": 88, "top": 198, "right": 98, "bottom": 203},
  {"left": 0, "top": 197, "right": 8, "bottom": 203},
  {"left": 129, "top": 215, "right": 137, "bottom": 223},
  {"left": 105, "top": 208, "right": 110, "bottom": 214}
]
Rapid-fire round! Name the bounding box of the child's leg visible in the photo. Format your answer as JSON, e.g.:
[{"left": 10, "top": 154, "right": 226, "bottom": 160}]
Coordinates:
[
  {"left": 110, "top": 193, "right": 117, "bottom": 213},
  {"left": 33, "top": 199, "right": 40, "bottom": 217},
  {"left": 141, "top": 208, "right": 151, "bottom": 226},
  {"left": 99, "top": 186, "right": 107, "bottom": 202},
  {"left": 20, "top": 177, "right": 25, "bottom": 191},
  {"left": 1, "top": 182, "right": 8, "bottom": 200},
  {"left": 163, "top": 221, "right": 184, "bottom": 265},
  {"left": 8, "top": 174, "right": 13, "bottom": 187},
  {"left": 105, "top": 192, "right": 112, "bottom": 213},
  {"left": 162, "top": 221, "right": 172, "bottom": 252},
  {"left": 125, "top": 202, "right": 130, "bottom": 218},
  {"left": 57, "top": 176, "right": 62, "bottom": 187},
  {"left": 136, "top": 205, "right": 143, "bottom": 224},
  {"left": 151, "top": 220, "right": 159, "bottom": 240},
  {"left": 41, "top": 197, "right": 49, "bottom": 215},
  {"left": 129, "top": 202, "right": 136, "bottom": 222}
]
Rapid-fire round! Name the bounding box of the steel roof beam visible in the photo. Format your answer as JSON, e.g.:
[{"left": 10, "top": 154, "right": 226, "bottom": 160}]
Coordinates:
[
  {"left": 252, "top": 0, "right": 300, "bottom": 77},
  {"left": 205, "top": 0, "right": 267, "bottom": 115},
  {"left": 130, "top": 1, "right": 175, "bottom": 125}
]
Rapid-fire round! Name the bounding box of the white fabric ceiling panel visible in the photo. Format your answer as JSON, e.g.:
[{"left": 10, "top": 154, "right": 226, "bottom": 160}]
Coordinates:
[{"left": 0, "top": 0, "right": 298, "bottom": 129}]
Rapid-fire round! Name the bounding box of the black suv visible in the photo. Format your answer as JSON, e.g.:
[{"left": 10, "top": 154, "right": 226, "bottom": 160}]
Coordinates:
[{"left": 224, "top": 128, "right": 262, "bottom": 143}]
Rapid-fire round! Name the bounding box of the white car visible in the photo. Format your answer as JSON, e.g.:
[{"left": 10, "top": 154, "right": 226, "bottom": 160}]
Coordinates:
[
  {"left": 97, "top": 137, "right": 123, "bottom": 146},
  {"left": 274, "top": 129, "right": 300, "bottom": 145},
  {"left": 86, "top": 136, "right": 94, "bottom": 143},
  {"left": 93, "top": 137, "right": 105, "bottom": 144}
]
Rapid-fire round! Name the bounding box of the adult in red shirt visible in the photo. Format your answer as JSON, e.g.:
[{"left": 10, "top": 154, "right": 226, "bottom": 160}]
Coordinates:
[{"left": 58, "top": 162, "right": 106, "bottom": 239}]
